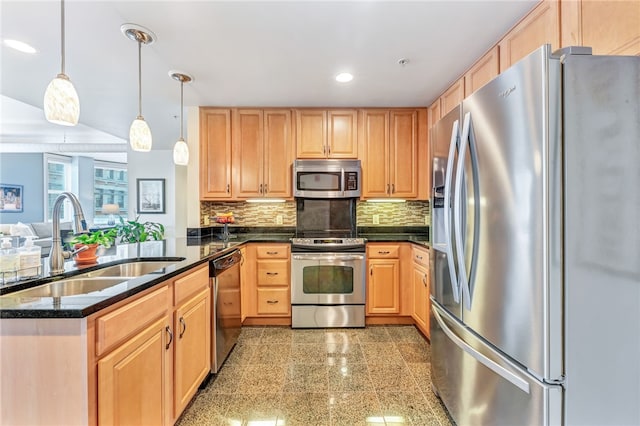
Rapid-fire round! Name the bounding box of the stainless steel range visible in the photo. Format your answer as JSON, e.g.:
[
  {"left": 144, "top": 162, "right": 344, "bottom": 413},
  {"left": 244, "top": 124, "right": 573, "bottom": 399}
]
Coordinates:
[{"left": 291, "top": 237, "right": 366, "bottom": 328}]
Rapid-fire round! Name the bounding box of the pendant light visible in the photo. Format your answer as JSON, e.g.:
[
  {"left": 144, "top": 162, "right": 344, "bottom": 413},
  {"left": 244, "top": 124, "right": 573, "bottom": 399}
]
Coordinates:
[
  {"left": 44, "top": 0, "right": 79, "bottom": 126},
  {"left": 169, "top": 71, "right": 193, "bottom": 166},
  {"left": 121, "top": 24, "right": 156, "bottom": 152}
]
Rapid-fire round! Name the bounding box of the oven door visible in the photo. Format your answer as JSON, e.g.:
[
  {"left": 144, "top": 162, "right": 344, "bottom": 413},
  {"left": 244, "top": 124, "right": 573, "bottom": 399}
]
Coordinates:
[{"left": 291, "top": 252, "right": 365, "bottom": 305}]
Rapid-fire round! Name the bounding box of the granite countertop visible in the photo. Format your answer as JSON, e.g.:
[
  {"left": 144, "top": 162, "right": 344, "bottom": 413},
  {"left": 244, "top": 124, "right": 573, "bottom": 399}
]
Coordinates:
[
  {"left": 0, "top": 233, "right": 294, "bottom": 319},
  {"left": 0, "top": 227, "right": 428, "bottom": 319}
]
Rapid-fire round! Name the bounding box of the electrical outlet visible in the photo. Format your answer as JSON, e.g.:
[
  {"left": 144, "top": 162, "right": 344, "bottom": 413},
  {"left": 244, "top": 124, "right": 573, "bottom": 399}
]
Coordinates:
[
  {"left": 203, "top": 215, "right": 210, "bottom": 226},
  {"left": 276, "top": 215, "right": 283, "bottom": 225},
  {"left": 425, "top": 215, "right": 429, "bottom": 225},
  {"left": 373, "top": 214, "right": 380, "bottom": 225}
]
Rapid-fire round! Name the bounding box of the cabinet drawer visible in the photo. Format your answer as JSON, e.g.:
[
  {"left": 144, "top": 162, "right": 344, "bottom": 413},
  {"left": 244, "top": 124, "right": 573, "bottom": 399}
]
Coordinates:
[
  {"left": 412, "top": 246, "right": 430, "bottom": 268},
  {"left": 257, "top": 260, "right": 290, "bottom": 286},
  {"left": 174, "top": 264, "right": 209, "bottom": 305},
  {"left": 96, "top": 285, "right": 169, "bottom": 357},
  {"left": 256, "top": 245, "right": 290, "bottom": 259},
  {"left": 256, "top": 288, "right": 290, "bottom": 315},
  {"left": 367, "top": 245, "right": 400, "bottom": 258}
]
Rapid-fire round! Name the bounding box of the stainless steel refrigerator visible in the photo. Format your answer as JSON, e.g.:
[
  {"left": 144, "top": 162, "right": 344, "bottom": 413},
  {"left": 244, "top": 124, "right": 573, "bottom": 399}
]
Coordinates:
[{"left": 430, "top": 44, "right": 640, "bottom": 426}]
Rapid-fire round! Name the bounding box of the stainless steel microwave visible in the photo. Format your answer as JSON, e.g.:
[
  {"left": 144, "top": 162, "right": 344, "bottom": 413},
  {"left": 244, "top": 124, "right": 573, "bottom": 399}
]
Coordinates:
[{"left": 293, "top": 159, "right": 361, "bottom": 198}]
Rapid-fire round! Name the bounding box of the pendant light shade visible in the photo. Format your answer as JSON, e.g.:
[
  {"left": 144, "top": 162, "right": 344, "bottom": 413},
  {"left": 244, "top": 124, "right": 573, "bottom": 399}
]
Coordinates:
[
  {"left": 169, "top": 71, "right": 193, "bottom": 166},
  {"left": 121, "top": 24, "right": 155, "bottom": 152},
  {"left": 129, "top": 116, "right": 152, "bottom": 152},
  {"left": 44, "top": 0, "right": 79, "bottom": 126},
  {"left": 173, "top": 138, "right": 189, "bottom": 165}
]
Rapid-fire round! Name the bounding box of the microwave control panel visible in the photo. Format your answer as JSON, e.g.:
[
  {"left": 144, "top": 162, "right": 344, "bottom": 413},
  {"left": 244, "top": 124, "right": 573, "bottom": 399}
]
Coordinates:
[{"left": 345, "top": 172, "right": 358, "bottom": 190}]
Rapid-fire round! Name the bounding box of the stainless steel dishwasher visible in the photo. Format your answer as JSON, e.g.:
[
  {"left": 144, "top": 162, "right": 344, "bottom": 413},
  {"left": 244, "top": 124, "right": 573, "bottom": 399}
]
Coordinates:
[{"left": 209, "top": 249, "right": 242, "bottom": 373}]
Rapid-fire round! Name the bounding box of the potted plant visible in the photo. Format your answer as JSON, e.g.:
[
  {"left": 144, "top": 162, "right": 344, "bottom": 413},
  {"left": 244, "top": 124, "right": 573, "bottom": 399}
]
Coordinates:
[
  {"left": 114, "top": 217, "right": 165, "bottom": 244},
  {"left": 69, "top": 229, "right": 116, "bottom": 265}
]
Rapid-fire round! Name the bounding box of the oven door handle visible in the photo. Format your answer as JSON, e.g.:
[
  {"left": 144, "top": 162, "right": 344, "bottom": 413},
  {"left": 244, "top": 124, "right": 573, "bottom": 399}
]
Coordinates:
[{"left": 292, "top": 254, "right": 365, "bottom": 261}]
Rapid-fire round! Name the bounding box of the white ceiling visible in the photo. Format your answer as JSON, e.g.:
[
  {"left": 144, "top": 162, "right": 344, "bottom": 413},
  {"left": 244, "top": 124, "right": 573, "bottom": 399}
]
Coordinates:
[{"left": 1, "top": 0, "right": 537, "bottom": 157}]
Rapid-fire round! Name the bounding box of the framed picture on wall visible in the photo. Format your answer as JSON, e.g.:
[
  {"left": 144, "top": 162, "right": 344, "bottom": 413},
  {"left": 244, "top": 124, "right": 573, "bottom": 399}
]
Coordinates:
[
  {"left": 136, "top": 178, "right": 165, "bottom": 214},
  {"left": 0, "top": 184, "right": 24, "bottom": 213}
]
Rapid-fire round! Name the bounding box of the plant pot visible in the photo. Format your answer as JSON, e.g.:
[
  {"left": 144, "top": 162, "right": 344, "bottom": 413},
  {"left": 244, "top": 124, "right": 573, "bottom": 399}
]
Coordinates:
[{"left": 74, "top": 243, "right": 99, "bottom": 265}]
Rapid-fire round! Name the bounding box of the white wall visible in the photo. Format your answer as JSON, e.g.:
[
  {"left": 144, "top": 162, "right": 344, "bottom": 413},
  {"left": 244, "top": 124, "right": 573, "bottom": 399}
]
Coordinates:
[{"left": 127, "top": 150, "right": 179, "bottom": 238}]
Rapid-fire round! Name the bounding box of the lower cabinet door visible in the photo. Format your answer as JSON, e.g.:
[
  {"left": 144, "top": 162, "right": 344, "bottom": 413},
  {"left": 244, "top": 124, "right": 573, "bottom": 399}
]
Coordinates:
[
  {"left": 174, "top": 289, "right": 211, "bottom": 417},
  {"left": 98, "top": 316, "right": 172, "bottom": 426}
]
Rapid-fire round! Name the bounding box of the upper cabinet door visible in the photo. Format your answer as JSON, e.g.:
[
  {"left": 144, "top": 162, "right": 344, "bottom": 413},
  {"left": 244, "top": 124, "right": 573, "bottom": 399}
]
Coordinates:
[
  {"left": 464, "top": 46, "right": 500, "bottom": 97},
  {"left": 499, "top": 0, "right": 560, "bottom": 72},
  {"left": 360, "top": 110, "right": 390, "bottom": 198},
  {"left": 233, "top": 109, "right": 264, "bottom": 198},
  {"left": 327, "top": 110, "right": 358, "bottom": 158},
  {"left": 295, "top": 109, "right": 357, "bottom": 158},
  {"left": 263, "top": 110, "right": 294, "bottom": 198},
  {"left": 199, "top": 108, "right": 232, "bottom": 200},
  {"left": 561, "top": 0, "right": 640, "bottom": 56},
  {"left": 295, "top": 109, "right": 327, "bottom": 158},
  {"left": 440, "top": 77, "right": 465, "bottom": 116},
  {"left": 389, "top": 110, "right": 418, "bottom": 198}
]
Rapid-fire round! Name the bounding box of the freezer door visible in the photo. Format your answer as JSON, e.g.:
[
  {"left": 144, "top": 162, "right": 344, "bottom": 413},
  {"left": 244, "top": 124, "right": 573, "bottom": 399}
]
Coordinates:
[
  {"left": 458, "top": 45, "right": 563, "bottom": 380},
  {"left": 430, "top": 303, "right": 563, "bottom": 426}
]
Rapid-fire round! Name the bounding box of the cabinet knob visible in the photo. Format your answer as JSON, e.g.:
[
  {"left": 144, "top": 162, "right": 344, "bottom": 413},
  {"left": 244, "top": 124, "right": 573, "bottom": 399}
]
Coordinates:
[
  {"left": 226, "top": 184, "right": 230, "bottom": 193},
  {"left": 423, "top": 274, "right": 427, "bottom": 286},
  {"left": 266, "top": 272, "right": 279, "bottom": 276},
  {"left": 391, "top": 183, "right": 395, "bottom": 194},
  {"left": 378, "top": 250, "right": 390, "bottom": 255},
  {"left": 264, "top": 184, "right": 268, "bottom": 194},
  {"left": 387, "top": 184, "right": 390, "bottom": 194},
  {"left": 266, "top": 251, "right": 278, "bottom": 255},
  {"left": 266, "top": 300, "right": 279, "bottom": 304},
  {"left": 259, "top": 184, "right": 263, "bottom": 194}
]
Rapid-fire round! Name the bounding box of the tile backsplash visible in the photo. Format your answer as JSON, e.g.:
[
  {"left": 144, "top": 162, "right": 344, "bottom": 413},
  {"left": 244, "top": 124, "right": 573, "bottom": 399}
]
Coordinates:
[{"left": 200, "top": 200, "right": 429, "bottom": 227}]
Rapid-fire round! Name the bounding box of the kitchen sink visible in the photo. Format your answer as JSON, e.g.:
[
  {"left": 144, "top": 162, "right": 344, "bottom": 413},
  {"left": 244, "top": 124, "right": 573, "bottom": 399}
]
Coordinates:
[
  {"left": 79, "top": 260, "right": 178, "bottom": 278},
  {"left": 9, "top": 277, "right": 129, "bottom": 298}
]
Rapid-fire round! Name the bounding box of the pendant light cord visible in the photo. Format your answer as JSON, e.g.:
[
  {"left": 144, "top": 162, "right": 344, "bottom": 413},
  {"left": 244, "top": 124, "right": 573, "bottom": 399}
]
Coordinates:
[
  {"left": 137, "top": 39, "right": 142, "bottom": 117},
  {"left": 180, "top": 80, "right": 184, "bottom": 138},
  {"left": 60, "top": 0, "right": 66, "bottom": 74}
]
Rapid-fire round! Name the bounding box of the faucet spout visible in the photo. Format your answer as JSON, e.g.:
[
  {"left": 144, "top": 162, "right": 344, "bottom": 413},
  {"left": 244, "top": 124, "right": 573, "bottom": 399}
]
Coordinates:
[{"left": 49, "top": 192, "right": 88, "bottom": 275}]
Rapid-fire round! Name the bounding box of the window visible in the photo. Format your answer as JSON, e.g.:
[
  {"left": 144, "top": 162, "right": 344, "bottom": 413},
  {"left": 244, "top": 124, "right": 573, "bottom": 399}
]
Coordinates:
[
  {"left": 44, "top": 154, "right": 72, "bottom": 221},
  {"left": 93, "top": 161, "right": 128, "bottom": 225}
]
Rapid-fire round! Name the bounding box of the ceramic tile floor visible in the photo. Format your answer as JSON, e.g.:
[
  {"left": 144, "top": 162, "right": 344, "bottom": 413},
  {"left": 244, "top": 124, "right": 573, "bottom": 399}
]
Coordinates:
[{"left": 176, "top": 325, "right": 454, "bottom": 426}]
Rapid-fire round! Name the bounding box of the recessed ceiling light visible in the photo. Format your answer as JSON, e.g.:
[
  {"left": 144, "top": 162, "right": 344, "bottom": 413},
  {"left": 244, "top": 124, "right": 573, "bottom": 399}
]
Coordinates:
[
  {"left": 3, "top": 39, "right": 37, "bottom": 54},
  {"left": 335, "top": 72, "right": 353, "bottom": 83}
]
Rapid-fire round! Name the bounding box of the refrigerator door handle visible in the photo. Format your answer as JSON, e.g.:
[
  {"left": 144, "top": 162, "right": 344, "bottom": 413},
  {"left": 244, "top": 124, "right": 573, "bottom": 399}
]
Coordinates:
[
  {"left": 432, "top": 304, "right": 531, "bottom": 394},
  {"left": 444, "top": 119, "right": 461, "bottom": 303},
  {"left": 454, "top": 112, "right": 472, "bottom": 310}
]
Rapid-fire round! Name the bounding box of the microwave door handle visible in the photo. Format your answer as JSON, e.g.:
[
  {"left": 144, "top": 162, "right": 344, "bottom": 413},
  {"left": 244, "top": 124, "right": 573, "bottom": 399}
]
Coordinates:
[{"left": 341, "top": 168, "right": 345, "bottom": 196}]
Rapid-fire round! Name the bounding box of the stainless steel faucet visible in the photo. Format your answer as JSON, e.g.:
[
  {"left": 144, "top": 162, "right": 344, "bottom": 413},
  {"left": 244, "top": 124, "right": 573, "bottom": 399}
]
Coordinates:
[{"left": 49, "top": 192, "right": 89, "bottom": 275}]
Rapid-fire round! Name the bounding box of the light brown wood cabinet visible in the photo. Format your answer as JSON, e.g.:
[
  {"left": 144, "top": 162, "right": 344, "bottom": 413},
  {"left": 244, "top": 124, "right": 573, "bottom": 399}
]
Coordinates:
[
  {"left": 464, "top": 46, "right": 500, "bottom": 97},
  {"left": 296, "top": 109, "right": 358, "bottom": 158},
  {"left": 244, "top": 243, "right": 291, "bottom": 320},
  {"left": 97, "top": 285, "right": 173, "bottom": 425},
  {"left": 561, "top": 0, "right": 640, "bottom": 56},
  {"left": 366, "top": 244, "right": 401, "bottom": 315},
  {"left": 411, "top": 245, "right": 430, "bottom": 338},
  {"left": 233, "top": 109, "right": 294, "bottom": 199},
  {"left": 499, "top": 0, "right": 560, "bottom": 72},
  {"left": 97, "top": 264, "right": 211, "bottom": 425},
  {"left": 200, "top": 108, "right": 233, "bottom": 200},
  {"left": 440, "top": 77, "right": 465, "bottom": 116},
  {"left": 360, "top": 109, "right": 424, "bottom": 199}
]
